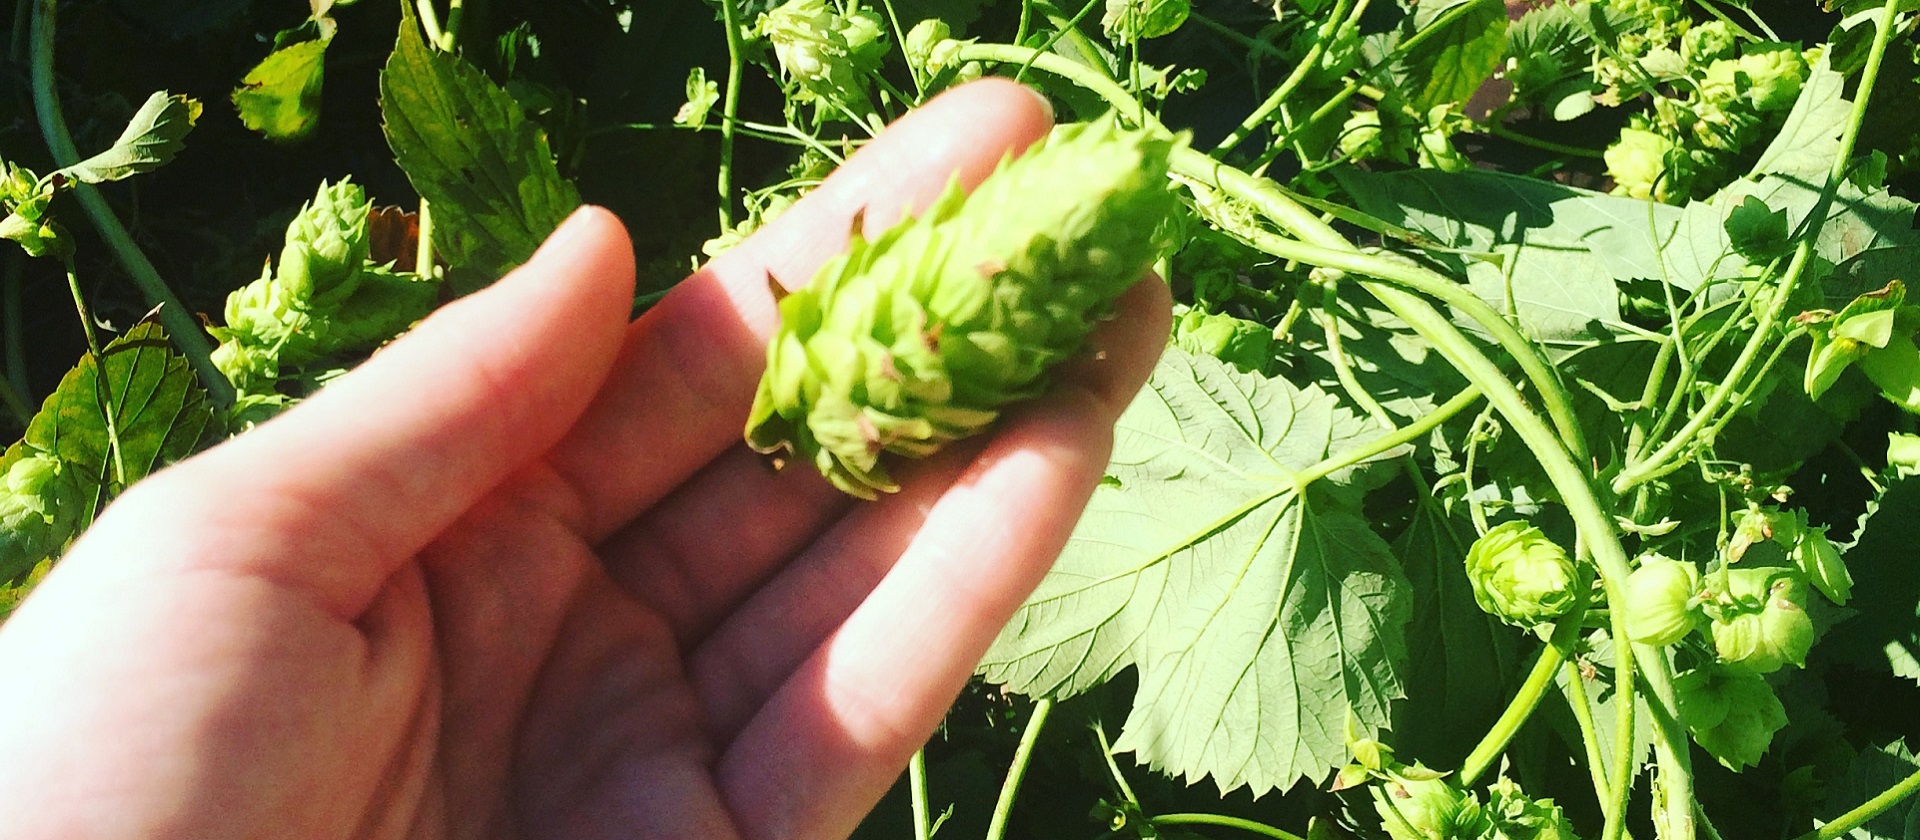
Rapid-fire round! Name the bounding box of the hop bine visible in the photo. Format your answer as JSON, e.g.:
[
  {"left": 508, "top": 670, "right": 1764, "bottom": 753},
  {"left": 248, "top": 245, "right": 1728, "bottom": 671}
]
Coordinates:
[{"left": 745, "top": 118, "right": 1179, "bottom": 498}]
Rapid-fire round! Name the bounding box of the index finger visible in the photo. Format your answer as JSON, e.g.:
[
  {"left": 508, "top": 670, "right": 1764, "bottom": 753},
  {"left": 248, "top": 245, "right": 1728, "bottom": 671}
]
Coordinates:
[{"left": 542, "top": 79, "right": 1057, "bottom": 540}]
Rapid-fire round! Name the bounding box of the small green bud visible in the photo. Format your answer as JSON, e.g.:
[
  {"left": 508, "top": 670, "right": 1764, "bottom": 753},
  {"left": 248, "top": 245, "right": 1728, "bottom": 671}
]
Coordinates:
[
  {"left": 1675, "top": 666, "right": 1788, "bottom": 770},
  {"left": 757, "top": 0, "right": 887, "bottom": 114},
  {"left": 903, "top": 19, "right": 966, "bottom": 78},
  {"left": 1682, "top": 20, "right": 1739, "bottom": 64},
  {"left": 745, "top": 119, "right": 1178, "bottom": 498},
  {"left": 1710, "top": 568, "right": 1817, "bottom": 673},
  {"left": 1789, "top": 517, "right": 1851, "bottom": 605},
  {"left": 1374, "top": 771, "right": 1491, "bottom": 840},
  {"left": 1485, "top": 777, "right": 1581, "bottom": 840},
  {"left": 1728, "top": 506, "right": 1799, "bottom": 563},
  {"left": 1171, "top": 308, "right": 1273, "bottom": 374},
  {"left": 1623, "top": 554, "right": 1702, "bottom": 646},
  {"left": 1605, "top": 127, "right": 1682, "bottom": 202},
  {"left": 1465, "top": 521, "right": 1582, "bottom": 627}
]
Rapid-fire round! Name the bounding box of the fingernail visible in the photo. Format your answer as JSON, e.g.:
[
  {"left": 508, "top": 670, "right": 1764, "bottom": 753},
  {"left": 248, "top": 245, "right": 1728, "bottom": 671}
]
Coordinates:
[{"left": 1024, "top": 84, "right": 1056, "bottom": 124}]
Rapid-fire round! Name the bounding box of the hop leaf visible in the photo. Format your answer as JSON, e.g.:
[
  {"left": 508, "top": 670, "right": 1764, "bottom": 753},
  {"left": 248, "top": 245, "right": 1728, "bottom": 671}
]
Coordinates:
[
  {"left": 1624, "top": 554, "right": 1702, "bottom": 646},
  {"left": 745, "top": 119, "right": 1178, "bottom": 498},
  {"left": 1465, "top": 520, "right": 1583, "bottom": 627},
  {"left": 1789, "top": 515, "right": 1852, "bottom": 605},
  {"left": 1675, "top": 666, "right": 1789, "bottom": 770}
]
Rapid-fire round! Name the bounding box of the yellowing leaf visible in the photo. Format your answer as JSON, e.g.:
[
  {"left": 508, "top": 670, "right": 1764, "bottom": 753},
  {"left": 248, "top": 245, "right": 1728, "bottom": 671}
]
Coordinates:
[{"left": 233, "top": 39, "right": 329, "bottom": 143}]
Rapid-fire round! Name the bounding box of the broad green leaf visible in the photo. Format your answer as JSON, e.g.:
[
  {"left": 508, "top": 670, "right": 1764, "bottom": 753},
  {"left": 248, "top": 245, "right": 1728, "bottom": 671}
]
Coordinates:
[
  {"left": 1334, "top": 168, "right": 1630, "bottom": 347},
  {"left": 1825, "top": 478, "right": 1920, "bottom": 684},
  {"left": 21, "top": 322, "right": 215, "bottom": 503},
  {"left": 1390, "top": 503, "right": 1520, "bottom": 766},
  {"left": 1751, "top": 56, "right": 1849, "bottom": 184},
  {"left": 233, "top": 39, "right": 329, "bottom": 143},
  {"left": 1822, "top": 739, "right": 1920, "bottom": 840},
  {"left": 1102, "top": 0, "right": 1189, "bottom": 43},
  {"left": 981, "top": 349, "right": 1412, "bottom": 795},
  {"left": 1404, "top": 0, "right": 1507, "bottom": 110},
  {"left": 381, "top": 3, "right": 582, "bottom": 286},
  {"left": 59, "top": 92, "right": 201, "bottom": 185}
]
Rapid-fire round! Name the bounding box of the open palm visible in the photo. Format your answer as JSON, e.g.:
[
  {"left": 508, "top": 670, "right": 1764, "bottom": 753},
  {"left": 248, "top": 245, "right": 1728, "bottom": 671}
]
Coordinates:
[{"left": 0, "top": 80, "right": 1169, "bottom": 840}]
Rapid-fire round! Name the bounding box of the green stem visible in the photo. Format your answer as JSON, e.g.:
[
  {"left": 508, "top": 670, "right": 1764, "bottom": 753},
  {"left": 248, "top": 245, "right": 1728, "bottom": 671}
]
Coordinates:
[
  {"left": 717, "top": 0, "right": 746, "bottom": 230},
  {"left": 1486, "top": 122, "right": 1605, "bottom": 159},
  {"left": 413, "top": 0, "right": 445, "bottom": 46},
  {"left": 1799, "top": 766, "right": 1920, "bottom": 840},
  {"left": 438, "top": 0, "right": 464, "bottom": 51},
  {"left": 29, "top": 0, "right": 232, "bottom": 408},
  {"left": 909, "top": 748, "right": 931, "bottom": 840},
  {"left": 1613, "top": 0, "right": 1901, "bottom": 497},
  {"left": 1092, "top": 719, "right": 1141, "bottom": 806},
  {"left": 1458, "top": 602, "right": 1587, "bottom": 787},
  {"left": 3, "top": 253, "right": 30, "bottom": 419},
  {"left": 1563, "top": 656, "right": 1617, "bottom": 819},
  {"left": 1214, "top": 0, "right": 1361, "bottom": 155},
  {"left": 1150, "top": 814, "right": 1307, "bottom": 840},
  {"left": 984, "top": 698, "right": 1053, "bottom": 840},
  {"left": 63, "top": 260, "right": 124, "bottom": 486}
]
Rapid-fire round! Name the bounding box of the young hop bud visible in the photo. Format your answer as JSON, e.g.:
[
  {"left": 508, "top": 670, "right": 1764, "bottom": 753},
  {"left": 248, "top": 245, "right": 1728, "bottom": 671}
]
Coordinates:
[
  {"left": 1374, "top": 771, "right": 1492, "bottom": 840},
  {"left": 278, "top": 179, "right": 374, "bottom": 304},
  {"left": 745, "top": 119, "right": 1178, "bottom": 498},
  {"left": 1789, "top": 517, "right": 1852, "bottom": 605},
  {"left": 1727, "top": 506, "right": 1798, "bottom": 563},
  {"left": 0, "top": 452, "right": 84, "bottom": 575},
  {"left": 1465, "top": 521, "right": 1582, "bottom": 627},
  {"left": 1624, "top": 554, "right": 1702, "bottom": 646},
  {"left": 1710, "top": 568, "right": 1817, "bottom": 673},
  {"left": 1485, "top": 777, "right": 1581, "bottom": 840},
  {"left": 1675, "top": 666, "right": 1788, "bottom": 770}
]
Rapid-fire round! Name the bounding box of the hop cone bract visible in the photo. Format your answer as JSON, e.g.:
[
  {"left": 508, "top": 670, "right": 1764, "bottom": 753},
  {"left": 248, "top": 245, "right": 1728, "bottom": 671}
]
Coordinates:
[{"left": 745, "top": 119, "right": 1177, "bottom": 498}]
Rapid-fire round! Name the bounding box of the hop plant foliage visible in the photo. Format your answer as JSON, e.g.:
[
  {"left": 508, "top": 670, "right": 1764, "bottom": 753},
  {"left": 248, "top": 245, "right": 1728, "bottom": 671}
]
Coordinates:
[
  {"left": 745, "top": 119, "right": 1178, "bottom": 498},
  {"left": 0, "top": 452, "right": 85, "bottom": 581}
]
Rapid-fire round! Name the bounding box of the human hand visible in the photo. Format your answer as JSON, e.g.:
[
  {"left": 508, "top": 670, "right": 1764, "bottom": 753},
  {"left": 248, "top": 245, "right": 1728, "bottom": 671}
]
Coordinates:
[{"left": 0, "top": 79, "right": 1170, "bottom": 839}]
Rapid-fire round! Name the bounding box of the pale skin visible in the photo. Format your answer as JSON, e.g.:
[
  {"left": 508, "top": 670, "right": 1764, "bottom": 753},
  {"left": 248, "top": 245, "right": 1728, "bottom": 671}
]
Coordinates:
[{"left": 0, "top": 80, "right": 1170, "bottom": 839}]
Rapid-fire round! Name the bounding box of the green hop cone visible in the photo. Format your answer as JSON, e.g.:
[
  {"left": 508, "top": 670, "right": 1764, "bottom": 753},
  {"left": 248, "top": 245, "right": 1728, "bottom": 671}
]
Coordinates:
[
  {"left": 1465, "top": 520, "right": 1582, "bottom": 627},
  {"left": 1170, "top": 307, "right": 1273, "bottom": 374},
  {"left": 1485, "top": 777, "right": 1581, "bottom": 840},
  {"left": 1623, "top": 554, "right": 1702, "bottom": 646},
  {"left": 745, "top": 119, "right": 1178, "bottom": 498},
  {"left": 1374, "top": 771, "right": 1492, "bottom": 840},
  {"left": 757, "top": 0, "right": 887, "bottom": 115},
  {"left": 277, "top": 179, "right": 373, "bottom": 304},
  {"left": 0, "top": 452, "right": 85, "bottom": 580},
  {"left": 1675, "top": 666, "right": 1788, "bottom": 770},
  {"left": 1710, "top": 567, "right": 1817, "bottom": 673}
]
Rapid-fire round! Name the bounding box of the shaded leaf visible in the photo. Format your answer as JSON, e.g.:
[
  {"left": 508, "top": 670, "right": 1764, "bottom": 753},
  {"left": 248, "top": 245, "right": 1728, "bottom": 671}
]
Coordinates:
[
  {"left": 22, "top": 322, "right": 215, "bottom": 504},
  {"left": 1822, "top": 739, "right": 1920, "bottom": 840},
  {"left": 60, "top": 92, "right": 202, "bottom": 185},
  {"left": 1404, "top": 0, "right": 1508, "bottom": 110},
  {"left": 233, "top": 39, "right": 330, "bottom": 143},
  {"left": 981, "top": 349, "right": 1412, "bottom": 795},
  {"left": 1825, "top": 478, "right": 1920, "bottom": 684},
  {"left": 380, "top": 3, "right": 582, "bottom": 287}
]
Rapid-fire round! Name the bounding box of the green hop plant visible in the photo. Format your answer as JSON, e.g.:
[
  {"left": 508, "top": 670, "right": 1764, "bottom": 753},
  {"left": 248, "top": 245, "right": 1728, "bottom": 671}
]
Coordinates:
[
  {"left": 1338, "top": 109, "right": 1386, "bottom": 161},
  {"left": 1605, "top": 127, "right": 1683, "bottom": 201},
  {"left": 756, "top": 0, "right": 888, "bottom": 119},
  {"left": 1675, "top": 666, "right": 1789, "bottom": 770},
  {"left": 1485, "top": 777, "right": 1581, "bottom": 840},
  {"left": 1465, "top": 520, "right": 1583, "bottom": 627},
  {"left": 744, "top": 118, "right": 1178, "bottom": 498},
  {"left": 1171, "top": 307, "right": 1274, "bottom": 374},
  {"left": 1728, "top": 505, "right": 1800, "bottom": 563},
  {"left": 1700, "top": 44, "right": 1808, "bottom": 113},
  {"left": 1623, "top": 554, "right": 1702, "bottom": 646},
  {"left": 212, "top": 179, "right": 439, "bottom": 395},
  {"left": 0, "top": 161, "right": 70, "bottom": 259},
  {"left": 1709, "top": 567, "right": 1817, "bottom": 673},
  {"left": 1374, "top": 770, "right": 1493, "bottom": 840},
  {"left": 903, "top": 19, "right": 975, "bottom": 82},
  {"left": 1682, "top": 20, "right": 1739, "bottom": 64},
  {"left": 0, "top": 452, "right": 85, "bottom": 580}
]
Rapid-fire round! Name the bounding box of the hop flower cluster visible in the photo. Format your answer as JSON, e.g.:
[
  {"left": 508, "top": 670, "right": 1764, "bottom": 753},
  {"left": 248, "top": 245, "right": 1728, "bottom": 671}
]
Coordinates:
[
  {"left": 756, "top": 0, "right": 888, "bottom": 122},
  {"left": 0, "top": 451, "right": 85, "bottom": 581},
  {"left": 211, "top": 179, "right": 439, "bottom": 421},
  {"left": 745, "top": 119, "right": 1178, "bottom": 498},
  {"left": 1465, "top": 520, "right": 1583, "bottom": 628}
]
